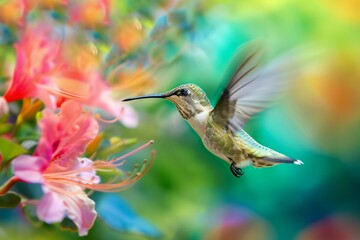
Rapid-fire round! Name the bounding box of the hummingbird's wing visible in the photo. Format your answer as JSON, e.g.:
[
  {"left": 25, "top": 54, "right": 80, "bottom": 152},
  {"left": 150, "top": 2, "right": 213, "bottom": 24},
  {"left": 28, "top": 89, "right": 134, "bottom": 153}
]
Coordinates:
[{"left": 212, "top": 43, "right": 297, "bottom": 132}]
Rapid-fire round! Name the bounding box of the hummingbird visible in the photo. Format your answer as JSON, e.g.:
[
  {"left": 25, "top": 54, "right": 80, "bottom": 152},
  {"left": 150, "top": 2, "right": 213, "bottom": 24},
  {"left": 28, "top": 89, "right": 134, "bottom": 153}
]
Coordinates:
[{"left": 123, "top": 44, "right": 303, "bottom": 178}]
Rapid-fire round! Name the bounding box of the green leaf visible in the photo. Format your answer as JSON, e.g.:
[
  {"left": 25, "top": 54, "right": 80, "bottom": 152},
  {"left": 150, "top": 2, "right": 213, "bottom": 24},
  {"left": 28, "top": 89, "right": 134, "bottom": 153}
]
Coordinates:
[
  {"left": 0, "top": 113, "right": 9, "bottom": 123},
  {"left": 60, "top": 217, "right": 78, "bottom": 233},
  {"left": 0, "top": 123, "right": 12, "bottom": 134},
  {"left": 0, "top": 137, "right": 27, "bottom": 165},
  {"left": 0, "top": 192, "right": 21, "bottom": 208},
  {"left": 22, "top": 204, "right": 43, "bottom": 227}
]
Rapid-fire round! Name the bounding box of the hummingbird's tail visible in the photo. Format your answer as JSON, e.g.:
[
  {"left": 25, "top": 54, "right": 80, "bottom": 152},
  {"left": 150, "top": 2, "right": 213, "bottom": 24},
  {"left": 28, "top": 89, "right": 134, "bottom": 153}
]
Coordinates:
[{"left": 252, "top": 156, "right": 303, "bottom": 168}]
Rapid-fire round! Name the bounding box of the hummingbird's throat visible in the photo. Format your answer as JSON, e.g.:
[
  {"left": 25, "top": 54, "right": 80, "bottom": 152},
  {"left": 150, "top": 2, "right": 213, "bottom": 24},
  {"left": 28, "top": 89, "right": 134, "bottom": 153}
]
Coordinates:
[{"left": 173, "top": 102, "right": 192, "bottom": 119}]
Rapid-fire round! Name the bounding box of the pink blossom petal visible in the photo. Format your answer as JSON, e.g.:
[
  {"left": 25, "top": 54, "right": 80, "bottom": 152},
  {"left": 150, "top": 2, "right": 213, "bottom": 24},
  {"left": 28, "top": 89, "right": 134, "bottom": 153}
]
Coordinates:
[
  {"left": 12, "top": 155, "right": 47, "bottom": 183},
  {"left": 37, "top": 187, "right": 66, "bottom": 223},
  {"left": 36, "top": 87, "right": 58, "bottom": 109},
  {"left": 4, "top": 25, "right": 61, "bottom": 102},
  {"left": 34, "top": 101, "right": 99, "bottom": 165},
  {"left": 97, "top": 91, "right": 139, "bottom": 128},
  {"left": 59, "top": 99, "right": 83, "bottom": 125},
  {"left": 72, "top": 158, "right": 100, "bottom": 184},
  {"left": 4, "top": 42, "right": 35, "bottom": 101},
  {"left": 62, "top": 189, "right": 97, "bottom": 236},
  {"left": 35, "top": 109, "right": 59, "bottom": 159},
  {"left": 117, "top": 105, "right": 139, "bottom": 128},
  {"left": 54, "top": 101, "right": 99, "bottom": 162}
]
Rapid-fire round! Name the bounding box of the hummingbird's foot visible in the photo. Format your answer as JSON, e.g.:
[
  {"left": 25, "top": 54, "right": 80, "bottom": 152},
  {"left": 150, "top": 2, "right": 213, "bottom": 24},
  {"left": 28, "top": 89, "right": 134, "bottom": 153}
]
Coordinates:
[{"left": 230, "top": 160, "right": 244, "bottom": 178}]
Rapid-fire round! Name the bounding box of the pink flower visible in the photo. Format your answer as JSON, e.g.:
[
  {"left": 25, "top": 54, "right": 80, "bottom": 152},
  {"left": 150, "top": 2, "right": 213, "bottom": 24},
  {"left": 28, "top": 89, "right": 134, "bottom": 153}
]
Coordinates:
[
  {"left": 4, "top": 24, "right": 138, "bottom": 128},
  {"left": 12, "top": 101, "right": 153, "bottom": 236},
  {"left": 4, "top": 25, "right": 61, "bottom": 102},
  {"left": 13, "top": 155, "right": 99, "bottom": 236}
]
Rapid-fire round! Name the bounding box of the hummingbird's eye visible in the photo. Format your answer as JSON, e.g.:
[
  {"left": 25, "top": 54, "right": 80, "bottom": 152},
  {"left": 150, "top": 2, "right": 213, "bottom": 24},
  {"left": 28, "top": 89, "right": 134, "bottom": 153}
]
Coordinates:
[{"left": 178, "top": 89, "right": 189, "bottom": 97}]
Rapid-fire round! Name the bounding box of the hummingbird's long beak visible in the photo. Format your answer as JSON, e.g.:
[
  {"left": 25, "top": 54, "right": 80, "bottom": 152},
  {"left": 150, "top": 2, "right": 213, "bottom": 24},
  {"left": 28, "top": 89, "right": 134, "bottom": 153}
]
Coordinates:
[{"left": 122, "top": 93, "right": 165, "bottom": 102}]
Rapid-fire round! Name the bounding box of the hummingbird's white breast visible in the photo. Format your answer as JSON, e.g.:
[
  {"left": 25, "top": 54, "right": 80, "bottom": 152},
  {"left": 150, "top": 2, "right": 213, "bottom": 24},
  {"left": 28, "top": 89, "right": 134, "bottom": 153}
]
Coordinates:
[{"left": 187, "top": 109, "right": 211, "bottom": 138}]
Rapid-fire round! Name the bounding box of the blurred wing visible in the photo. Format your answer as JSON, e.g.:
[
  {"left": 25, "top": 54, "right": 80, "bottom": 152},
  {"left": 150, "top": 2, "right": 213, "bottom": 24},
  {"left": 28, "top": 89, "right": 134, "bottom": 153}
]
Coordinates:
[{"left": 212, "top": 42, "right": 296, "bottom": 132}]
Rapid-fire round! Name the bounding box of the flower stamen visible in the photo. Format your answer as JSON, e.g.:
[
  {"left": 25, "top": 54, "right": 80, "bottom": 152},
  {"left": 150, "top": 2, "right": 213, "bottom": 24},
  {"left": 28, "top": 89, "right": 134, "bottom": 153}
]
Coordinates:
[
  {"left": 94, "top": 114, "right": 118, "bottom": 124},
  {"left": 109, "top": 140, "right": 154, "bottom": 164}
]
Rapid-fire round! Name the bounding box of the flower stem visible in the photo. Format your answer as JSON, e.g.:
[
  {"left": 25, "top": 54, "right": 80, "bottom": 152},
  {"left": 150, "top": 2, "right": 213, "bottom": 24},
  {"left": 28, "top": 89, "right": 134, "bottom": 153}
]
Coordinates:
[{"left": 0, "top": 176, "right": 21, "bottom": 195}]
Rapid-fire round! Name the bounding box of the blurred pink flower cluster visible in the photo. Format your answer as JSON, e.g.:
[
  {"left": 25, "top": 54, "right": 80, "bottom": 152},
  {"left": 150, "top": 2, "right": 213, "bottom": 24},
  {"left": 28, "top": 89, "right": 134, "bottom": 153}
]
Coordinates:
[
  {"left": 0, "top": 0, "right": 155, "bottom": 236},
  {"left": 0, "top": 0, "right": 110, "bottom": 27},
  {"left": 4, "top": 23, "right": 138, "bottom": 127}
]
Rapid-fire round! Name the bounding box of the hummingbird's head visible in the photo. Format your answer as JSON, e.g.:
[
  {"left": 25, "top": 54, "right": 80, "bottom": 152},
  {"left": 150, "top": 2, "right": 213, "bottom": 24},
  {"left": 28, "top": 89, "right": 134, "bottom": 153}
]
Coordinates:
[{"left": 123, "top": 84, "right": 212, "bottom": 119}]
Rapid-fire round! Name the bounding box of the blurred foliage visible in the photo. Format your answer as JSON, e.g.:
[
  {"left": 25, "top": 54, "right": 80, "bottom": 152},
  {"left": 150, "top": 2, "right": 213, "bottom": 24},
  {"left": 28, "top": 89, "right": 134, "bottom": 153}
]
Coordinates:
[{"left": 0, "top": 191, "right": 21, "bottom": 208}]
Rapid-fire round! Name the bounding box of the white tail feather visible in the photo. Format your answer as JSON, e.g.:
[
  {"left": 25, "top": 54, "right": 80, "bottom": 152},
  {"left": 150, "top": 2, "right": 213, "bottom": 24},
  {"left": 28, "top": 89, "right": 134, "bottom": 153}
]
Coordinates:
[{"left": 294, "top": 160, "right": 304, "bottom": 165}]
